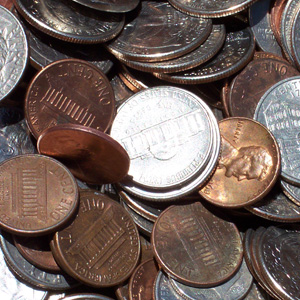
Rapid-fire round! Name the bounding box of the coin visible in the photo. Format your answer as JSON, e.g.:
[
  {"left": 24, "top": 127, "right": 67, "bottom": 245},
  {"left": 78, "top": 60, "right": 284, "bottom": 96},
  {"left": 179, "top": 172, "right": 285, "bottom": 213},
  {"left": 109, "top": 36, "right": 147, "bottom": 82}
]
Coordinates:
[
  {"left": 254, "top": 76, "right": 300, "bottom": 186},
  {"left": 152, "top": 202, "right": 243, "bottom": 287},
  {"left": 60, "top": 294, "right": 114, "bottom": 300},
  {"left": 200, "top": 118, "right": 280, "bottom": 208},
  {"left": 281, "top": 180, "right": 300, "bottom": 206},
  {"left": 14, "top": 0, "right": 125, "bottom": 44},
  {"left": 25, "top": 59, "right": 115, "bottom": 139},
  {"left": 110, "top": 75, "right": 134, "bottom": 108},
  {"left": 51, "top": 190, "right": 140, "bottom": 288},
  {"left": 0, "top": 154, "right": 79, "bottom": 236},
  {"left": 0, "top": 6, "right": 28, "bottom": 102},
  {"left": 270, "top": 0, "right": 286, "bottom": 44},
  {"left": 0, "top": 0, "right": 13, "bottom": 10},
  {"left": 291, "top": 7, "right": 300, "bottom": 69},
  {"left": 106, "top": 1, "right": 212, "bottom": 62},
  {"left": 37, "top": 124, "right": 130, "bottom": 184},
  {"left": 154, "top": 271, "right": 182, "bottom": 300},
  {"left": 243, "top": 282, "right": 270, "bottom": 300}
]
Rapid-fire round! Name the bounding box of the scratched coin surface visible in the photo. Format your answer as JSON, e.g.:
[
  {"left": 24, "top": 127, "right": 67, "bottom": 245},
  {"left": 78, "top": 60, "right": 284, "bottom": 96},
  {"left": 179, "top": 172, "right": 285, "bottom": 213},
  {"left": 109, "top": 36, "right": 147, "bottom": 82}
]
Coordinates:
[
  {"left": 106, "top": 1, "right": 212, "bottom": 62},
  {"left": 0, "top": 154, "right": 78, "bottom": 236},
  {"left": 51, "top": 191, "right": 140, "bottom": 287},
  {"left": 0, "top": 6, "right": 28, "bottom": 101},
  {"left": 200, "top": 118, "right": 280, "bottom": 208},
  {"left": 25, "top": 59, "right": 115, "bottom": 139},
  {"left": 14, "top": 0, "right": 125, "bottom": 43},
  {"left": 254, "top": 76, "right": 300, "bottom": 186},
  {"left": 152, "top": 202, "right": 243, "bottom": 287}
]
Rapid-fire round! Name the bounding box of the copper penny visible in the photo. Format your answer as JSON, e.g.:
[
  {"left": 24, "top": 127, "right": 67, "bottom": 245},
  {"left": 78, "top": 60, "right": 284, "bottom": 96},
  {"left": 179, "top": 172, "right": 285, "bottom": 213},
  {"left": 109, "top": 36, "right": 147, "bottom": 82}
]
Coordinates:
[
  {"left": 129, "top": 259, "right": 158, "bottom": 300},
  {"left": 151, "top": 202, "right": 243, "bottom": 287},
  {"left": 270, "top": 0, "right": 286, "bottom": 44},
  {"left": 0, "top": 154, "right": 78, "bottom": 236},
  {"left": 13, "top": 234, "right": 61, "bottom": 272},
  {"left": 228, "top": 58, "right": 299, "bottom": 118},
  {"left": 51, "top": 190, "right": 140, "bottom": 288},
  {"left": 25, "top": 59, "right": 115, "bottom": 139},
  {"left": 37, "top": 124, "right": 130, "bottom": 184},
  {"left": 200, "top": 118, "right": 281, "bottom": 208},
  {"left": 0, "top": 0, "right": 13, "bottom": 10}
]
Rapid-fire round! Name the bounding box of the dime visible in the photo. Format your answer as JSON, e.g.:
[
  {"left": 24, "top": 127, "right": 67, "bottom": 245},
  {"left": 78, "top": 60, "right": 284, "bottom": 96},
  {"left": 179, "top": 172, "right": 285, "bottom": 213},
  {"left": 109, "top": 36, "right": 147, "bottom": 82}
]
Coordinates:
[
  {"left": 0, "top": 6, "right": 28, "bottom": 101},
  {"left": 37, "top": 124, "right": 130, "bottom": 184},
  {"left": 152, "top": 202, "right": 243, "bottom": 287},
  {"left": 228, "top": 58, "right": 299, "bottom": 118},
  {"left": 0, "top": 154, "right": 78, "bottom": 236},
  {"left": 25, "top": 59, "right": 115, "bottom": 139},
  {"left": 200, "top": 118, "right": 280, "bottom": 208},
  {"left": 281, "top": 180, "right": 300, "bottom": 206},
  {"left": 106, "top": 1, "right": 212, "bottom": 62},
  {"left": 51, "top": 191, "right": 140, "bottom": 288},
  {"left": 14, "top": 0, "right": 125, "bottom": 44},
  {"left": 154, "top": 271, "right": 182, "bottom": 300},
  {"left": 254, "top": 76, "right": 300, "bottom": 186}
]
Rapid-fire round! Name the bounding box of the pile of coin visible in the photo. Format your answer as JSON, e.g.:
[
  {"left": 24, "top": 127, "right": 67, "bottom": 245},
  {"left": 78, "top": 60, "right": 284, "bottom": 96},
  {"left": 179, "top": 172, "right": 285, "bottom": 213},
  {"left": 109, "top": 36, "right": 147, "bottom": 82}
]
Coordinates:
[{"left": 1, "top": 0, "right": 300, "bottom": 299}]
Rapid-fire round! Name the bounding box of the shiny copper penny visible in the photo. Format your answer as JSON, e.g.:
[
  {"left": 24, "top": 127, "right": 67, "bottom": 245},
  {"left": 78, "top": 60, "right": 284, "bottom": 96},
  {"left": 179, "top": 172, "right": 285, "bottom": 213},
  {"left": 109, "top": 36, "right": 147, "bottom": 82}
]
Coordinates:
[
  {"left": 25, "top": 59, "right": 115, "bottom": 139},
  {"left": 228, "top": 58, "right": 299, "bottom": 118},
  {"left": 129, "top": 259, "right": 158, "bottom": 300},
  {"left": 200, "top": 118, "right": 280, "bottom": 208},
  {"left": 152, "top": 202, "right": 243, "bottom": 287},
  {"left": 51, "top": 190, "right": 140, "bottom": 288},
  {"left": 0, "top": 154, "right": 78, "bottom": 236},
  {"left": 13, "top": 234, "right": 60, "bottom": 272},
  {"left": 37, "top": 124, "right": 130, "bottom": 184}
]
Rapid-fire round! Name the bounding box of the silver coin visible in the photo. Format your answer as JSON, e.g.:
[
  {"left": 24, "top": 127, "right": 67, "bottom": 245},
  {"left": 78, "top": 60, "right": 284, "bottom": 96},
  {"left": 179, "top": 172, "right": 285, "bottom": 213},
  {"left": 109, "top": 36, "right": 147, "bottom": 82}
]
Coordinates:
[
  {"left": 281, "top": 180, "right": 300, "bottom": 206},
  {"left": 14, "top": 0, "right": 125, "bottom": 44},
  {"left": 244, "top": 282, "right": 270, "bottom": 300},
  {"left": 110, "top": 75, "right": 134, "bottom": 108},
  {"left": 69, "top": 0, "right": 140, "bottom": 13},
  {"left": 0, "top": 6, "right": 28, "bottom": 101},
  {"left": 110, "top": 86, "right": 220, "bottom": 200},
  {"left": 106, "top": 1, "right": 212, "bottom": 62},
  {"left": 60, "top": 294, "right": 114, "bottom": 300},
  {"left": 249, "top": 0, "right": 282, "bottom": 57},
  {"left": 254, "top": 76, "right": 300, "bottom": 186},
  {"left": 45, "top": 293, "right": 66, "bottom": 300},
  {"left": 169, "top": 259, "right": 252, "bottom": 300},
  {"left": 117, "top": 24, "right": 225, "bottom": 74},
  {"left": 291, "top": 7, "right": 300, "bottom": 69},
  {"left": 154, "top": 271, "right": 182, "bottom": 300}
]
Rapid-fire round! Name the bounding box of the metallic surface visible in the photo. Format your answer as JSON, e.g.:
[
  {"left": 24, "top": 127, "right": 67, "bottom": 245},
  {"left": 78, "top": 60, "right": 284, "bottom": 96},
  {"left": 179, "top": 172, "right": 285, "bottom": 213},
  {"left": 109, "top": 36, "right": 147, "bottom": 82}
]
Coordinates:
[
  {"left": 291, "top": 8, "right": 300, "bottom": 69},
  {"left": 0, "top": 0, "right": 13, "bottom": 10},
  {"left": 281, "top": 180, "right": 300, "bottom": 206},
  {"left": 60, "top": 294, "right": 114, "bottom": 300},
  {"left": 244, "top": 282, "right": 271, "bottom": 299},
  {"left": 25, "top": 59, "right": 115, "bottom": 139},
  {"left": 270, "top": 0, "right": 286, "bottom": 44},
  {"left": 154, "top": 271, "right": 182, "bottom": 300}
]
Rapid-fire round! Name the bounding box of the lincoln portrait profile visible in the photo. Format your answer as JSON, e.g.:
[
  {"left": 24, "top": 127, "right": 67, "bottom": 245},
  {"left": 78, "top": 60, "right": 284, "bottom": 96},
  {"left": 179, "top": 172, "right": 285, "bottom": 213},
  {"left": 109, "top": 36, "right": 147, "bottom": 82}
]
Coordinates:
[{"left": 219, "top": 136, "right": 273, "bottom": 181}]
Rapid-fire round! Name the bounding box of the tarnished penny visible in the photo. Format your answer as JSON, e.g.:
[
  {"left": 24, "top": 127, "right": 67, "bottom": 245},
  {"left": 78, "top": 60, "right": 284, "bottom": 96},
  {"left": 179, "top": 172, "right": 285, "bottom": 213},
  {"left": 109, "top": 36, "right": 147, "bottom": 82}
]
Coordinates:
[
  {"left": 270, "top": 0, "right": 286, "bottom": 44},
  {"left": 200, "top": 117, "right": 280, "bottom": 208},
  {"left": 25, "top": 59, "right": 115, "bottom": 139},
  {"left": 37, "top": 124, "right": 130, "bottom": 184},
  {"left": 13, "top": 235, "right": 60, "bottom": 272},
  {"left": 0, "top": 154, "right": 78, "bottom": 236},
  {"left": 129, "top": 259, "right": 158, "bottom": 300},
  {"left": 51, "top": 190, "right": 140, "bottom": 288},
  {"left": 228, "top": 58, "right": 299, "bottom": 118},
  {"left": 151, "top": 202, "right": 243, "bottom": 287},
  {"left": 0, "top": 0, "right": 13, "bottom": 10}
]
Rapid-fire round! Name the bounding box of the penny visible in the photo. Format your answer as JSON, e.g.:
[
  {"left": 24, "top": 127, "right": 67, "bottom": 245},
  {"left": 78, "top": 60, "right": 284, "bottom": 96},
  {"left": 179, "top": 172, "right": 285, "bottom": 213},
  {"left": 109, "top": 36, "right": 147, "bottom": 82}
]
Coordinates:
[
  {"left": 25, "top": 59, "right": 115, "bottom": 139},
  {"left": 106, "top": 1, "right": 212, "bottom": 62},
  {"left": 254, "top": 76, "right": 300, "bottom": 186},
  {"left": 169, "top": 259, "right": 253, "bottom": 300},
  {"left": 0, "top": 236, "right": 48, "bottom": 299},
  {"left": 110, "top": 86, "right": 220, "bottom": 201},
  {"left": 0, "top": 6, "right": 28, "bottom": 102},
  {"left": 13, "top": 235, "right": 61, "bottom": 272},
  {"left": 200, "top": 118, "right": 280, "bottom": 208},
  {"left": 253, "top": 51, "right": 286, "bottom": 61},
  {"left": 154, "top": 271, "right": 182, "bottom": 300},
  {"left": 115, "top": 283, "right": 129, "bottom": 300},
  {"left": 291, "top": 8, "right": 300, "bottom": 70},
  {"left": 228, "top": 58, "right": 299, "bottom": 118},
  {"left": 37, "top": 124, "right": 130, "bottom": 184},
  {"left": 69, "top": 0, "right": 140, "bottom": 13},
  {"left": 221, "top": 78, "right": 231, "bottom": 117},
  {"left": 14, "top": 0, "right": 125, "bottom": 44},
  {"left": 168, "top": 0, "right": 259, "bottom": 18},
  {"left": 0, "top": 0, "right": 13, "bottom": 10},
  {"left": 51, "top": 190, "right": 140, "bottom": 288},
  {"left": 129, "top": 259, "right": 158, "bottom": 300},
  {"left": 0, "top": 230, "right": 78, "bottom": 291},
  {"left": 0, "top": 154, "right": 78, "bottom": 236},
  {"left": 281, "top": 180, "right": 300, "bottom": 206},
  {"left": 270, "top": 0, "right": 286, "bottom": 44},
  {"left": 110, "top": 75, "right": 134, "bottom": 108},
  {"left": 60, "top": 294, "right": 114, "bottom": 300},
  {"left": 117, "top": 24, "right": 225, "bottom": 74},
  {"left": 140, "top": 235, "right": 153, "bottom": 263},
  {"left": 249, "top": 0, "right": 282, "bottom": 57},
  {"left": 154, "top": 22, "right": 255, "bottom": 84},
  {"left": 152, "top": 202, "right": 243, "bottom": 287}
]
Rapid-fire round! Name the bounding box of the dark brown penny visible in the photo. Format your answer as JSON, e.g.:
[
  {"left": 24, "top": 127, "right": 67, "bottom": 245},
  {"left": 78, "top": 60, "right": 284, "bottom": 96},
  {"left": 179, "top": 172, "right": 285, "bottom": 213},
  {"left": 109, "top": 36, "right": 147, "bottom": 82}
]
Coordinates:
[
  {"left": 0, "top": 154, "right": 78, "bottom": 236},
  {"left": 140, "top": 236, "right": 153, "bottom": 263},
  {"left": 270, "top": 0, "right": 286, "bottom": 44},
  {"left": 13, "top": 234, "right": 61, "bottom": 272},
  {"left": 25, "top": 59, "right": 115, "bottom": 139},
  {"left": 0, "top": 0, "right": 13, "bottom": 10},
  {"left": 228, "top": 58, "right": 299, "bottom": 118},
  {"left": 200, "top": 118, "right": 281, "bottom": 208},
  {"left": 152, "top": 202, "right": 243, "bottom": 287},
  {"left": 51, "top": 190, "right": 140, "bottom": 288},
  {"left": 221, "top": 79, "right": 231, "bottom": 117},
  {"left": 37, "top": 124, "right": 130, "bottom": 185}
]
